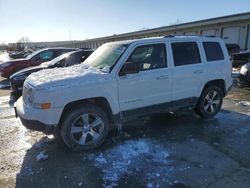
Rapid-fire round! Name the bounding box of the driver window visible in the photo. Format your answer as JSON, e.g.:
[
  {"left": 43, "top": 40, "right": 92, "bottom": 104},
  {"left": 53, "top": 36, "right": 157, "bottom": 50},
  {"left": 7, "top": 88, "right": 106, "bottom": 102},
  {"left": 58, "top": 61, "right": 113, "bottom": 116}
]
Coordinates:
[{"left": 126, "top": 44, "right": 167, "bottom": 71}]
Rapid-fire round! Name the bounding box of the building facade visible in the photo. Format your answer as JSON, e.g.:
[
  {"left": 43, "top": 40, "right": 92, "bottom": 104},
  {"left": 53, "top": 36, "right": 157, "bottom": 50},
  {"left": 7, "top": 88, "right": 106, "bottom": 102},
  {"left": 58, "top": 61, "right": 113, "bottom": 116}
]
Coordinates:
[
  {"left": 8, "top": 40, "right": 81, "bottom": 50},
  {"left": 72, "top": 12, "right": 250, "bottom": 50}
]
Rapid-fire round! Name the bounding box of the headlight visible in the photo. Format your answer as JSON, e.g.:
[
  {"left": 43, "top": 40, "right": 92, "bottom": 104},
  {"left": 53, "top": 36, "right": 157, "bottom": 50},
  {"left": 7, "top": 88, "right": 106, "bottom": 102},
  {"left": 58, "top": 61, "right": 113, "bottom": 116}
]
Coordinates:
[
  {"left": 240, "top": 65, "right": 248, "bottom": 76},
  {"left": 1, "top": 62, "right": 11, "bottom": 68},
  {"left": 13, "top": 74, "right": 27, "bottom": 81},
  {"left": 22, "top": 84, "right": 51, "bottom": 109},
  {"left": 23, "top": 85, "right": 34, "bottom": 107},
  {"left": 27, "top": 89, "right": 34, "bottom": 104}
]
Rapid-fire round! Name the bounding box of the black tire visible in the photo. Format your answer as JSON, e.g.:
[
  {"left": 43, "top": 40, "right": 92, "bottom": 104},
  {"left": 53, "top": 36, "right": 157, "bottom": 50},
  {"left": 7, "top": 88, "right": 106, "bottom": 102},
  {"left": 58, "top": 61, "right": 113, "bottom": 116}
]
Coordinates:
[
  {"left": 60, "top": 104, "right": 110, "bottom": 151},
  {"left": 195, "top": 85, "right": 223, "bottom": 119}
]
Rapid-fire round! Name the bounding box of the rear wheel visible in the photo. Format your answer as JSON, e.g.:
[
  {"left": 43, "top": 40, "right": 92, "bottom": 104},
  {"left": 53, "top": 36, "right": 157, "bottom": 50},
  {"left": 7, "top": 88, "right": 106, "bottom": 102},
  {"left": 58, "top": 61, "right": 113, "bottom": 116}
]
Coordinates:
[
  {"left": 60, "top": 104, "right": 110, "bottom": 151},
  {"left": 195, "top": 85, "right": 223, "bottom": 119}
]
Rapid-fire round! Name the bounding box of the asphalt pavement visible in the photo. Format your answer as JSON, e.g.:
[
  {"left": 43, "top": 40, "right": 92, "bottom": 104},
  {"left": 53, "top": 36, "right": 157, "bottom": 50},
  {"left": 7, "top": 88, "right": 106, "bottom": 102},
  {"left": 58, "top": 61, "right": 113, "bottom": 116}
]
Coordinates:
[{"left": 0, "top": 75, "right": 250, "bottom": 188}]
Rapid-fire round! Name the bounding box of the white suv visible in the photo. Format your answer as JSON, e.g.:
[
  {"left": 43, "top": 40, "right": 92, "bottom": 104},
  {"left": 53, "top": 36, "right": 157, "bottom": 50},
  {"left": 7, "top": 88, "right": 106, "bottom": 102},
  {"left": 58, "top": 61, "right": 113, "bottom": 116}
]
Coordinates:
[{"left": 15, "top": 36, "right": 233, "bottom": 150}]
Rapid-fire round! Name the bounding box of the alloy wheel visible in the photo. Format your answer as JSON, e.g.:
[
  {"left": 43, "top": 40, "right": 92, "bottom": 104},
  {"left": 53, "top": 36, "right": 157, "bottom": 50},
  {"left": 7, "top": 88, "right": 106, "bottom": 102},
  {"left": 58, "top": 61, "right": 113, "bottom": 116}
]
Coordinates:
[
  {"left": 70, "top": 113, "right": 104, "bottom": 145},
  {"left": 203, "top": 90, "right": 221, "bottom": 114}
]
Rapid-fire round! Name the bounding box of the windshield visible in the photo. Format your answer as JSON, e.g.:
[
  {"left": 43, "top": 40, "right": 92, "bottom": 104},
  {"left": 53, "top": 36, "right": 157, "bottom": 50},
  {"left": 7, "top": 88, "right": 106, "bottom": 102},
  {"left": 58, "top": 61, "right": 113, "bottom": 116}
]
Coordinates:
[
  {"left": 42, "top": 51, "right": 75, "bottom": 67},
  {"left": 26, "top": 48, "right": 46, "bottom": 59},
  {"left": 84, "top": 43, "right": 128, "bottom": 72}
]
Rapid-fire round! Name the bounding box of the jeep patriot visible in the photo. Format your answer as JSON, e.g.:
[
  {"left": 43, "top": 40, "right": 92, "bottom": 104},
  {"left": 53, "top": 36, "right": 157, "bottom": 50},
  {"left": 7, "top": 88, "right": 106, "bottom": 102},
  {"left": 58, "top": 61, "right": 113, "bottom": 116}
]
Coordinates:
[{"left": 15, "top": 36, "right": 233, "bottom": 150}]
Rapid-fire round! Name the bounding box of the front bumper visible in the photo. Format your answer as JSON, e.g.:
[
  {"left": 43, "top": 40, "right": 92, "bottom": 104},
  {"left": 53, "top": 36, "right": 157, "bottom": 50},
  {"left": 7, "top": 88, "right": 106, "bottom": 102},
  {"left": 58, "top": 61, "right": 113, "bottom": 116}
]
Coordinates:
[
  {"left": 15, "top": 97, "right": 63, "bottom": 134},
  {"left": 17, "top": 115, "right": 56, "bottom": 134}
]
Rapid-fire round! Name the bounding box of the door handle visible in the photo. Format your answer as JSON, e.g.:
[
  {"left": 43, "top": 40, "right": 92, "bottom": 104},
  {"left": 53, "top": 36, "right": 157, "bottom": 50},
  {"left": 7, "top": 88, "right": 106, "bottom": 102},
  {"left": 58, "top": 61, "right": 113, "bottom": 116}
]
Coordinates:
[
  {"left": 193, "top": 70, "right": 203, "bottom": 74},
  {"left": 156, "top": 75, "right": 169, "bottom": 80}
]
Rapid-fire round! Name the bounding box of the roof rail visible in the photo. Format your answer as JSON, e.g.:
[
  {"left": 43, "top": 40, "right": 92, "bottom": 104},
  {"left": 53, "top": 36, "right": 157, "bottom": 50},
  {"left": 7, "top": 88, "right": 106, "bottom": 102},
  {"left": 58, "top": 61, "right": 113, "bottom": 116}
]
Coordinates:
[
  {"left": 163, "top": 34, "right": 217, "bottom": 38},
  {"left": 164, "top": 35, "right": 175, "bottom": 38},
  {"left": 204, "top": 35, "right": 216, "bottom": 38}
]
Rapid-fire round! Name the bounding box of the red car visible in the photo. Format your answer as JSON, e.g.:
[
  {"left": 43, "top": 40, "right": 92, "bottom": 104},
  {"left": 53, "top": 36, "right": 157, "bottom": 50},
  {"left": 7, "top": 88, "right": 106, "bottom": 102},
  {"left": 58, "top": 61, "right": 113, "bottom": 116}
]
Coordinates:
[{"left": 0, "top": 47, "right": 78, "bottom": 78}]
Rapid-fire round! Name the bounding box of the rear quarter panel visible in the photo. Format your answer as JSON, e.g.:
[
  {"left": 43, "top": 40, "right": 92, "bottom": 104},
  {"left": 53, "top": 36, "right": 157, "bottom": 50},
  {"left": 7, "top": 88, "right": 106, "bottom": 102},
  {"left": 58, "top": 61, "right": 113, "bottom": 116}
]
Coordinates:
[{"left": 198, "top": 39, "right": 232, "bottom": 95}]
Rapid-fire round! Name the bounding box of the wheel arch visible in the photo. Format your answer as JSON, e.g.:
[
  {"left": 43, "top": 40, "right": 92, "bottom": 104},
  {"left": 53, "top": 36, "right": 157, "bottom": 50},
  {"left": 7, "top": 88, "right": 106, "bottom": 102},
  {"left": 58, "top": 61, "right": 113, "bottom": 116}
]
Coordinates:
[
  {"left": 58, "top": 97, "right": 115, "bottom": 130},
  {"left": 201, "top": 79, "right": 226, "bottom": 97}
]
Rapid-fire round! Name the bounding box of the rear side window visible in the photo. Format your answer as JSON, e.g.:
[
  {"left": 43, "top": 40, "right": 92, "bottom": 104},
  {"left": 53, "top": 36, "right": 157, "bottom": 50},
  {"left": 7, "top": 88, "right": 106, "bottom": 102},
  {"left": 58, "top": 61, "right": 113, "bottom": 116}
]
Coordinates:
[
  {"left": 203, "top": 42, "right": 224, "bottom": 61},
  {"left": 39, "top": 51, "right": 54, "bottom": 61},
  {"left": 55, "top": 49, "right": 74, "bottom": 57},
  {"left": 171, "top": 42, "right": 201, "bottom": 66}
]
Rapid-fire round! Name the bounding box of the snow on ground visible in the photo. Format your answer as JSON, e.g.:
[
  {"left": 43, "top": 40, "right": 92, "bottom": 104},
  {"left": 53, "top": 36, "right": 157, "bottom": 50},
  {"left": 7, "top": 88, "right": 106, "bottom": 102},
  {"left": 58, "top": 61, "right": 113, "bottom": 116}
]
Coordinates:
[
  {"left": 0, "top": 96, "right": 11, "bottom": 111},
  {"left": 36, "top": 150, "right": 48, "bottom": 161},
  {"left": 237, "top": 101, "right": 250, "bottom": 107},
  {"left": 0, "top": 52, "right": 10, "bottom": 63},
  {"left": 0, "top": 96, "right": 10, "bottom": 104},
  {"left": 86, "top": 139, "right": 171, "bottom": 188}
]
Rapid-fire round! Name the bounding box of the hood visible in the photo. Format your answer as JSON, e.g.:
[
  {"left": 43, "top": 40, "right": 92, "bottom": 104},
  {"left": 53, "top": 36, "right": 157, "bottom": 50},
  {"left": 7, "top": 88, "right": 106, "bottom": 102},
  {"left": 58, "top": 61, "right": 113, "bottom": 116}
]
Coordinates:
[
  {"left": 10, "top": 64, "right": 45, "bottom": 79},
  {"left": 0, "top": 58, "right": 28, "bottom": 67},
  {"left": 233, "top": 50, "right": 250, "bottom": 55},
  {"left": 25, "top": 64, "right": 106, "bottom": 90}
]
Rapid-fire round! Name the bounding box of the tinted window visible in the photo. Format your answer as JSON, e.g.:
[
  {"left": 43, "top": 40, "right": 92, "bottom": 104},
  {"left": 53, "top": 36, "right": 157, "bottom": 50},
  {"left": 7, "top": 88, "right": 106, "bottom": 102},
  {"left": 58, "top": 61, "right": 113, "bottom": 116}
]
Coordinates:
[
  {"left": 55, "top": 49, "right": 74, "bottom": 56},
  {"left": 226, "top": 44, "right": 241, "bottom": 55},
  {"left": 171, "top": 42, "right": 201, "bottom": 66},
  {"left": 80, "top": 51, "right": 92, "bottom": 62},
  {"left": 203, "top": 42, "right": 224, "bottom": 61},
  {"left": 39, "top": 51, "right": 54, "bottom": 61},
  {"left": 64, "top": 55, "right": 77, "bottom": 66},
  {"left": 64, "top": 52, "right": 84, "bottom": 66},
  {"left": 126, "top": 44, "right": 167, "bottom": 71}
]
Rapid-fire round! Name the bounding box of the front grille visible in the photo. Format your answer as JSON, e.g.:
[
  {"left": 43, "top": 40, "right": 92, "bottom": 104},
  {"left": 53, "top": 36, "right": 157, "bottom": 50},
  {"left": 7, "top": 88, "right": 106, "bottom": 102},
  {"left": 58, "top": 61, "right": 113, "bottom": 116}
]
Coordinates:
[{"left": 22, "top": 85, "right": 28, "bottom": 104}]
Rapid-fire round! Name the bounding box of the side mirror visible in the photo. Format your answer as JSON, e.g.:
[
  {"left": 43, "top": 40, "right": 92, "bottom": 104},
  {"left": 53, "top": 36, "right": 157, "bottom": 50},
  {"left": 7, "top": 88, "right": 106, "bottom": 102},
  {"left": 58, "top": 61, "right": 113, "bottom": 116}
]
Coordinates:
[{"left": 119, "top": 62, "right": 139, "bottom": 76}]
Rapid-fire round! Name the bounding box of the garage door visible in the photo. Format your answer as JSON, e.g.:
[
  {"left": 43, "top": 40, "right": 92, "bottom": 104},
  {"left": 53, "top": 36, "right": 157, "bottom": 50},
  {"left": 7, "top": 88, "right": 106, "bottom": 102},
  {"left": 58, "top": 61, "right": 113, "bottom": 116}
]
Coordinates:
[
  {"left": 222, "top": 27, "right": 241, "bottom": 44},
  {"left": 173, "top": 31, "right": 183, "bottom": 36},
  {"left": 202, "top": 29, "right": 217, "bottom": 36},
  {"left": 184, "top": 31, "right": 198, "bottom": 35}
]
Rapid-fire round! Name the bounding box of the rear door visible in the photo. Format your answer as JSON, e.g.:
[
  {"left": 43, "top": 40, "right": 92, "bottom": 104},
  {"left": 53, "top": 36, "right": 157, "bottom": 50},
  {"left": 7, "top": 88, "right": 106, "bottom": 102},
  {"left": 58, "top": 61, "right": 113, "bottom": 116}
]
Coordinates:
[{"left": 170, "top": 41, "right": 205, "bottom": 102}]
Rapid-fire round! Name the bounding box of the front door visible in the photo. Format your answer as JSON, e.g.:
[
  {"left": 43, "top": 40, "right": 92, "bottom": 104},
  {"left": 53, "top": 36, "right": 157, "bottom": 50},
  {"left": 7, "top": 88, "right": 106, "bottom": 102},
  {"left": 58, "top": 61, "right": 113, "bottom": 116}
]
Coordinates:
[{"left": 117, "top": 43, "right": 172, "bottom": 116}]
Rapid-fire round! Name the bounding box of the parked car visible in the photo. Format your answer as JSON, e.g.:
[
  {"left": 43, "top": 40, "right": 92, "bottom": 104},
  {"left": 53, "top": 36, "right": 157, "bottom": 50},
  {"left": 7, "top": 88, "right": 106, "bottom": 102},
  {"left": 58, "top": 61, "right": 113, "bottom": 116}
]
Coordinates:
[
  {"left": 15, "top": 36, "right": 232, "bottom": 151},
  {"left": 10, "top": 49, "right": 93, "bottom": 101},
  {"left": 225, "top": 43, "right": 241, "bottom": 56},
  {"left": 231, "top": 49, "right": 250, "bottom": 68},
  {"left": 9, "top": 49, "right": 34, "bottom": 59},
  {"left": 238, "top": 62, "right": 250, "bottom": 87},
  {"left": 0, "top": 47, "right": 78, "bottom": 78}
]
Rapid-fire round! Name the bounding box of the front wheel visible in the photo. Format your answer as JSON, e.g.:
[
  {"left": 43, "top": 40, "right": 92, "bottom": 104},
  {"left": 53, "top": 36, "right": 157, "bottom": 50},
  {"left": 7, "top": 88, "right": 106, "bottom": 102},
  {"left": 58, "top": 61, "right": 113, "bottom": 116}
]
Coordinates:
[
  {"left": 60, "top": 104, "right": 110, "bottom": 151},
  {"left": 195, "top": 86, "right": 223, "bottom": 119}
]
